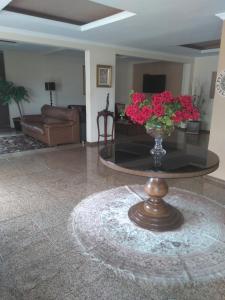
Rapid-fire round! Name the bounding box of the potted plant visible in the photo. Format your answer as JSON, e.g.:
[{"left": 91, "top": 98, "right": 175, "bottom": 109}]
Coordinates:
[
  {"left": 186, "top": 84, "right": 206, "bottom": 134},
  {"left": 0, "top": 80, "right": 29, "bottom": 131},
  {"left": 125, "top": 90, "right": 200, "bottom": 155}
]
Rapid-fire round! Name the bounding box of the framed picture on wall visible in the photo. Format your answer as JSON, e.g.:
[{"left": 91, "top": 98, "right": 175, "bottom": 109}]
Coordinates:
[{"left": 96, "top": 65, "right": 112, "bottom": 87}]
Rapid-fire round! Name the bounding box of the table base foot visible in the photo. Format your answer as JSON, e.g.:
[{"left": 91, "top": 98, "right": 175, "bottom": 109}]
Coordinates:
[
  {"left": 128, "top": 178, "right": 183, "bottom": 231},
  {"left": 128, "top": 201, "right": 183, "bottom": 231}
]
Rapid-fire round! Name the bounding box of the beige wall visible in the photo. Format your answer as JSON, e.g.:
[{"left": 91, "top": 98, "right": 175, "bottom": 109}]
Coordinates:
[
  {"left": 133, "top": 61, "right": 183, "bottom": 96},
  {"left": 4, "top": 50, "right": 85, "bottom": 127},
  {"left": 115, "top": 60, "right": 133, "bottom": 104},
  {"left": 209, "top": 21, "right": 225, "bottom": 180}
]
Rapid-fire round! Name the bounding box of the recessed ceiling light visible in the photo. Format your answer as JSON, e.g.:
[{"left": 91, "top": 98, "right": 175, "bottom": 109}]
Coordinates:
[
  {"left": 80, "top": 11, "right": 136, "bottom": 31},
  {"left": 180, "top": 40, "right": 220, "bottom": 51}
]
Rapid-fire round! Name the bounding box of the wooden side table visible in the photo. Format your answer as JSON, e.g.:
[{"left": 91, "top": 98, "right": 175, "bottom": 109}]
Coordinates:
[{"left": 97, "top": 110, "right": 114, "bottom": 144}]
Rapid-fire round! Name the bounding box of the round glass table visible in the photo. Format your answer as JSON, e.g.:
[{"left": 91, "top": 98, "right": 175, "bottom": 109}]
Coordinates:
[{"left": 99, "top": 141, "right": 219, "bottom": 231}]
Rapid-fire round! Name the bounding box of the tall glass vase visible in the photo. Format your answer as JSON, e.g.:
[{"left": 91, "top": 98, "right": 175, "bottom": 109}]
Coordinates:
[
  {"left": 151, "top": 135, "right": 166, "bottom": 156},
  {"left": 146, "top": 126, "right": 174, "bottom": 157}
]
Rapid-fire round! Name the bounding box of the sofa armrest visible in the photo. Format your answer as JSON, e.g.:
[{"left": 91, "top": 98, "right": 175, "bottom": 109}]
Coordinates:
[
  {"left": 43, "top": 121, "right": 74, "bottom": 129},
  {"left": 22, "top": 115, "right": 43, "bottom": 123}
]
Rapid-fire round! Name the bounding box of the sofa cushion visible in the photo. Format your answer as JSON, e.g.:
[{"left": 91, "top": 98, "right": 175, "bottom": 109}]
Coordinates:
[
  {"left": 42, "top": 117, "right": 65, "bottom": 124},
  {"left": 68, "top": 105, "right": 86, "bottom": 122},
  {"left": 41, "top": 105, "right": 78, "bottom": 122},
  {"left": 21, "top": 121, "right": 45, "bottom": 135},
  {"left": 22, "top": 115, "right": 43, "bottom": 123}
]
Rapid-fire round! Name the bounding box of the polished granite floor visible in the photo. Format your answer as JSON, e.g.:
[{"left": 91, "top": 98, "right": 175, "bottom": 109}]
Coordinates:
[{"left": 0, "top": 143, "right": 225, "bottom": 299}]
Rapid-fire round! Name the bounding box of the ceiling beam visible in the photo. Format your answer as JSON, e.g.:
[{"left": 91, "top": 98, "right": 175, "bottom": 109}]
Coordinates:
[
  {"left": 80, "top": 11, "right": 136, "bottom": 31},
  {"left": 200, "top": 48, "right": 220, "bottom": 54},
  {"left": 0, "top": 0, "right": 12, "bottom": 11},
  {"left": 0, "top": 25, "right": 193, "bottom": 64}
]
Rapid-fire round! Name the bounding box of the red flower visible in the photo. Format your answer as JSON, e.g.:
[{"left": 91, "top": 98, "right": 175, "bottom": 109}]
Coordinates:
[
  {"left": 153, "top": 103, "right": 165, "bottom": 117},
  {"left": 172, "top": 111, "right": 183, "bottom": 123},
  {"left": 179, "top": 95, "right": 193, "bottom": 110},
  {"left": 141, "top": 106, "right": 153, "bottom": 123},
  {"left": 125, "top": 104, "right": 142, "bottom": 124},
  {"left": 152, "top": 94, "right": 163, "bottom": 106},
  {"left": 125, "top": 104, "right": 138, "bottom": 116},
  {"left": 125, "top": 104, "right": 153, "bottom": 125},
  {"left": 125, "top": 91, "right": 200, "bottom": 127},
  {"left": 182, "top": 111, "right": 192, "bottom": 120},
  {"left": 132, "top": 92, "right": 146, "bottom": 104},
  {"left": 152, "top": 91, "right": 174, "bottom": 105},
  {"left": 192, "top": 109, "right": 200, "bottom": 120},
  {"left": 161, "top": 91, "right": 174, "bottom": 103}
]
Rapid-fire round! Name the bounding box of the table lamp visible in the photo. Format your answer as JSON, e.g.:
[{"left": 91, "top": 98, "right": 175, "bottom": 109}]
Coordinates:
[{"left": 45, "top": 82, "right": 55, "bottom": 106}]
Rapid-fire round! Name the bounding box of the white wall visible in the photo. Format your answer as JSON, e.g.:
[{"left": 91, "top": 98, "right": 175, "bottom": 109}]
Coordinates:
[
  {"left": 0, "top": 26, "right": 193, "bottom": 142},
  {"left": 116, "top": 59, "right": 194, "bottom": 107},
  {"left": 85, "top": 48, "right": 116, "bottom": 143},
  {"left": 115, "top": 60, "right": 133, "bottom": 104},
  {"left": 3, "top": 49, "right": 85, "bottom": 126},
  {"left": 181, "top": 63, "right": 192, "bottom": 94},
  {"left": 191, "top": 55, "right": 219, "bottom": 130},
  {"left": 115, "top": 55, "right": 218, "bottom": 131},
  {"left": 209, "top": 21, "right": 225, "bottom": 181}
]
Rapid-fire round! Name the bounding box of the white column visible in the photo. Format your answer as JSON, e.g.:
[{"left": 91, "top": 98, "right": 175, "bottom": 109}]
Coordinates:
[
  {"left": 85, "top": 47, "right": 116, "bottom": 143},
  {"left": 181, "top": 63, "right": 192, "bottom": 95},
  {"left": 209, "top": 20, "right": 225, "bottom": 180}
]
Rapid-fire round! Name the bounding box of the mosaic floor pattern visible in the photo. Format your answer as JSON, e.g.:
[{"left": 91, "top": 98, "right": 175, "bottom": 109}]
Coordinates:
[{"left": 71, "top": 185, "right": 225, "bottom": 298}]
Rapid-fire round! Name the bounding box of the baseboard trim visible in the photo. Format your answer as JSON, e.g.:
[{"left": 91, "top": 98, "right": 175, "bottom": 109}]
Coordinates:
[
  {"left": 176, "top": 128, "right": 210, "bottom": 134},
  {"left": 204, "top": 175, "right": 225, "bottom": 187},
  {"left": 201, "top": 130, "right": 210, "bottom": 134},
  {"left": 86, "top": 141, "right": 99, "bottom": 147},
  {"left": 86, "top": 141, "right": 114, "bottom": 147}
]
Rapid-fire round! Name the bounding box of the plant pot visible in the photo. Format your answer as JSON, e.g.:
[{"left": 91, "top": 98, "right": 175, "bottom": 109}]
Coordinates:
[
  {"left": 186, "top": 121, "right": 200, "bottom": 134},
  {"left": 13, "top": 117, "right": 22, "bottom": 131}
]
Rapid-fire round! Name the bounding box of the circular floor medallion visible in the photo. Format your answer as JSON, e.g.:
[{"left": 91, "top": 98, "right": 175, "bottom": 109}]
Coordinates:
[{"left": 71, "top": 185, "right": 225, "bottom": 285}]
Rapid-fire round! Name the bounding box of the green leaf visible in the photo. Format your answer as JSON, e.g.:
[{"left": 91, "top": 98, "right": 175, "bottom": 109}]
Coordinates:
[{"left": 0, "top": 80, "right": 29, "bottom": 116}]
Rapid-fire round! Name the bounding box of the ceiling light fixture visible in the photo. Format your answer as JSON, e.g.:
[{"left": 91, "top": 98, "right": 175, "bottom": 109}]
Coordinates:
[{"left": 80, "top": 11, "right": 136, "bottom": 32}]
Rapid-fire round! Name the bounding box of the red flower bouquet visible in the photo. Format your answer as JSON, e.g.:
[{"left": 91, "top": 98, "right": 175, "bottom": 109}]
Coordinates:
[{"left": 125, "top": 91, "right": 200, "bottom": 132}]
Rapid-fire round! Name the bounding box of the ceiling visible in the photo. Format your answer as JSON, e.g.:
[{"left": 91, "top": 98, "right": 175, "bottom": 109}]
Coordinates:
[
  {"left": 0, "top": 40, "right": 85, "bottom": 57},
  {"left": 0, "top": 0, "right": 224, "bottom": 57},
  {"left": 116, "top": 55, "right": 157, "bottom": 64},
  {"left": 181, "top": 40, "right": 221, "bottom": 51},
  {"left": 5, "top": 0, "right": 121, "bottom": 25}
]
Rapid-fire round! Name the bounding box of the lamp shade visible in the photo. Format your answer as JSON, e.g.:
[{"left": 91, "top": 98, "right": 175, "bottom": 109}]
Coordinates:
[{"left": 45, "top": 82, "right": 55, "bottom": 91}]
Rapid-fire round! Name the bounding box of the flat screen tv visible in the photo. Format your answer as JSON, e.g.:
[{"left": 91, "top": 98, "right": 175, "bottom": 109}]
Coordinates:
[{"left": 143, "top": 74, "right": 166, "bottom": 93}]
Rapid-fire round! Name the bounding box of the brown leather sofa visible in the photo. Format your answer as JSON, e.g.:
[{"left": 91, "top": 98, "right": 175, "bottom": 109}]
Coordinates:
[{"left": 21, "top": 105, "right": 80, "bottom": 146}]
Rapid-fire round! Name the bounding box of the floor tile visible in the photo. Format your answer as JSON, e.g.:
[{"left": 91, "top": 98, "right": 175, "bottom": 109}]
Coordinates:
[
  {"left": 31, "top": 205, "right": 72, "bottom": 231},
  {"left": 0, "top": 215, "right": 43, "bottom": 261},
  {"left": 0, "top": 140, "right": 224, "bottom": 300}
]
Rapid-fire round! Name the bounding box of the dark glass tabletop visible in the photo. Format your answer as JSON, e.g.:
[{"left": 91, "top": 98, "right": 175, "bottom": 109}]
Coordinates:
[{"left": 99, "top": 140, "right": 219, "bottom": 179}]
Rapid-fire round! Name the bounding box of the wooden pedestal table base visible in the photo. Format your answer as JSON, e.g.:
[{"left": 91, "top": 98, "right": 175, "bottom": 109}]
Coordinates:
[{"left": 128, "top": 178, "right": 183, "bottom": 231}]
